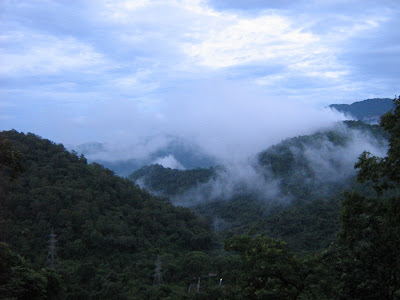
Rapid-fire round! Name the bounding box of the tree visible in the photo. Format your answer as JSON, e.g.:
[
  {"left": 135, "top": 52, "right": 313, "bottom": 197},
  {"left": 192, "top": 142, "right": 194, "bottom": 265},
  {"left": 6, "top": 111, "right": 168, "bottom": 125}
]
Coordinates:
[
  {"left": 0, "top": 134, "right": 25, "bottom": 179},
  {"left": 337, "top": 97, "right": 400, "bottom": 299},
  {"left": 0, "top": 242, "right": 47, "bottom": 299},
  {"left": 224, "top": 235, "right": 323, "bottom": 299},
  {"left": 355, "top": 96, "right": 400, "bottom": 194}
]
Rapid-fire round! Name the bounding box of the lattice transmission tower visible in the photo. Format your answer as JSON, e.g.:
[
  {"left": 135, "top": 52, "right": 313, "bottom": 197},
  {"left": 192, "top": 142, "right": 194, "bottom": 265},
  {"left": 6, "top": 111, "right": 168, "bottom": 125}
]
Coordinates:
[
  {"left": 45, "top": 228, "right": 58, "bottom": 270},
  {"left": 153, "top": 255, "right": 163, "bottom": 286}
]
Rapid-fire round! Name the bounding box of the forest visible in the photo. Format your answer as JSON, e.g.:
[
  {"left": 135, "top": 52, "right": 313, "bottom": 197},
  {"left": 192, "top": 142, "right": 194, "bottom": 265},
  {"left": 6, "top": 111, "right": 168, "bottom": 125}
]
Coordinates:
[{"left": 1, "top": 97, "right": 400, "bottom": 299}]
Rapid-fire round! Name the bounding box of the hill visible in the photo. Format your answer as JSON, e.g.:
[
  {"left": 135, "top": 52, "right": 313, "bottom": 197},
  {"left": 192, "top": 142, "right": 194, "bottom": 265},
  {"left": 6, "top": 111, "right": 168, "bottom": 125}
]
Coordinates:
[
  {"left": 329, "top": 98, "right": 393, "bottom": 123},
  {"left": 130, "top": 121, "right": 388, "bottom": 202},
  {"left": 129, "top": 121, "right": 389, "bottom": 251},
  {"left": 0, "top": 130, "right": 214, "bottom": 299},
  {"left": 129, "top": 164, "right": 216, "bottom": 198}
]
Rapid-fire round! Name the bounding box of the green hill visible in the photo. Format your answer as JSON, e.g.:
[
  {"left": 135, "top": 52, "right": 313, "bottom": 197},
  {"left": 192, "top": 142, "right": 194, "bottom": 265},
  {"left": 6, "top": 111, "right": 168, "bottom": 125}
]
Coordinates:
[
  {"left": 129, "top": 164, "right": 216, "bottom": 198},
  {"left": 329, "top": 98, "right": 393, "bottom": 123},
  {"left": 130, "top": 121, "right": 388, "bottom": 202},
  {"left": 0, "top": 130, "right": 214, "bottom": 299},
  {"left": 129, "top": 121, "right": 389, "bottom": 252}
]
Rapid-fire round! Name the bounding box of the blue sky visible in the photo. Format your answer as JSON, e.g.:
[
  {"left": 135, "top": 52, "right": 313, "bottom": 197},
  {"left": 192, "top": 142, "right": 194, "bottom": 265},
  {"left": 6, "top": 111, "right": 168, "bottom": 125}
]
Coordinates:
[{"left": 1, "top": 0, "right": 399, "bottom": 160}]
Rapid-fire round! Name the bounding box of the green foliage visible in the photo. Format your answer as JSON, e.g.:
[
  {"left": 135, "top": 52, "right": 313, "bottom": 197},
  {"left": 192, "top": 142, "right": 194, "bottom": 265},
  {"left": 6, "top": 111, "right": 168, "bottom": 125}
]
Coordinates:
[
  {"left": 336, "top": 192, "right": 400, "bottom": 299},
  {"left": 129, "top": 121, "right": 388, "bottom": 254},
  {"left": 261, "top": 198, "right": 340, "bottom": 253},
  {"left": 129, "top": 164, "right": 215, "bottom": 197},
  {"left": 0, "top": 130, "right": 214, "bottom": 298},
  {"left": 258, "top": 121, "right": 385, "bottom": 201},
  {"left": 355, "top": 97, "right": 400, "bottom": 194},
  {"left": 0, "top": 242, "right": 65, "bottom": 299},
  {"left": 336, "top": 97, "right": 400, "bottom": 299},
  {"left": 0, "top": 133, "right": 25, "bottom": 179},
  {"left": 224, "top": 235, "right": 325, "bottom": 299}
]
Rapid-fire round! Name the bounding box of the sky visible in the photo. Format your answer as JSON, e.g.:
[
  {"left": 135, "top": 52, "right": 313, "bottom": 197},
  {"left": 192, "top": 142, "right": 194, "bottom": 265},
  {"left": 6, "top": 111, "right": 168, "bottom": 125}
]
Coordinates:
[{"left": 1, "top": 0, "right": 399, "bottom": 162}]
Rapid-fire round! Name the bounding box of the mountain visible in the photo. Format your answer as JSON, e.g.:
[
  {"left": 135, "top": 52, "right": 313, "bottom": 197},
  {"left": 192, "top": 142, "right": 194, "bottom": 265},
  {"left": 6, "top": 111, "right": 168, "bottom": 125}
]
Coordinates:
[
  {"left": 129, "top": 121, "right": 389, "bottom": 251},
  {"left": 71, "top": 137, "right": 216, "bottom": 177},
  {"left": 0, "top": 130, "right": 214, "bottom": 299},
  {"left": 329, "top": 98, "right": 393, "bottom": 123},
  {"left": 130, "top": 121, "right": 388, "bottom": 202},
  {"left": 129, "top": 164, "right": 216, "bottom": 198}
]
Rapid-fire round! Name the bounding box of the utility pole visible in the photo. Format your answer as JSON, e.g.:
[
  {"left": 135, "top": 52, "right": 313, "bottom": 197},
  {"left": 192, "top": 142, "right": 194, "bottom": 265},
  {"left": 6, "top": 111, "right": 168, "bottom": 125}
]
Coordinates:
[
  {"left": 45, "top": 228, "right": 58, "bottom": 270},
  {"left": 153, "top": 255, "right": 163, "bottom": 286}
]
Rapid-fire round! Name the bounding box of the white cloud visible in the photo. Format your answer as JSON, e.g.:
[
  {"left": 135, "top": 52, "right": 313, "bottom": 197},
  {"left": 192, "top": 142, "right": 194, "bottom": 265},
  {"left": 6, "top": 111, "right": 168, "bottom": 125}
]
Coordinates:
[
  {"left": 0, "top": 33, "right": 106, "bottom": 76},
  {"left": 183, "top": 15, "right": 322, "bottom": 68},
  {"left": 152, "top": 155, "right": 185, "bottom": 170},
  {"left": 102, "top": 0, "right": 151, "bottom": 21}
]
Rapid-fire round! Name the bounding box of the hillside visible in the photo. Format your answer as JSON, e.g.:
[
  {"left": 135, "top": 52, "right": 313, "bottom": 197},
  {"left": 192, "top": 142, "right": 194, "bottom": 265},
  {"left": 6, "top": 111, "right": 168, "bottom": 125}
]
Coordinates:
[
  {"left": 129, "top": 121, "right": 389, "bottom": 251},
  {"left": 0, "top": 130, "right": 214, "bottom": 299},
  {"left": 329, "top": 98, "right": 393, "bottom": 123},
  {"left": 129, "top": 164, "right": 216, "bottom": 198},
  {"left": 130, "top": 121, "right": 388, "bottom": 202}
]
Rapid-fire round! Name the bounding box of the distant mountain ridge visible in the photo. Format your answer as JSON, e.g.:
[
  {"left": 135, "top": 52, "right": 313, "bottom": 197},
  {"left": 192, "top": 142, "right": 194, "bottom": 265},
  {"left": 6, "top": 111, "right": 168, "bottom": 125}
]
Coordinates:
[
  {"left": 71, "top": 137, "right": 216, "bottom": 176},
  {"left": 329, "top": 98, "right": 393, "bottom": 123}
]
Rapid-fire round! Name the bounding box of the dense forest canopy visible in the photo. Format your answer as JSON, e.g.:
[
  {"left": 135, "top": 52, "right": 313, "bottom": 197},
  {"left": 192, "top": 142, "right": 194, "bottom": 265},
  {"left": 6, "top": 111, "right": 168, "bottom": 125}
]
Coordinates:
[
  {"left": 0, "top": 130, "right": 214, "bottom": 299},
  {"left": 129, "top": 120, "right": 389, "bottom": 252}
]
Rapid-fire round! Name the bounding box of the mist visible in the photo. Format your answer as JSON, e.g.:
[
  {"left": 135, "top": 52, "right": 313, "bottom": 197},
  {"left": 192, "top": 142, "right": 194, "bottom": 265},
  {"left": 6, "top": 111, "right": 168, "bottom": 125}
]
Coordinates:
[
  {"left": 302, "top": 123, "right": 387, "bottom": 183},
  {"left": 67, "top": 78, "right": 348, "bottom": 175},
  {"left": 165, "top": 121, "right": 388, "bottom": 207}
]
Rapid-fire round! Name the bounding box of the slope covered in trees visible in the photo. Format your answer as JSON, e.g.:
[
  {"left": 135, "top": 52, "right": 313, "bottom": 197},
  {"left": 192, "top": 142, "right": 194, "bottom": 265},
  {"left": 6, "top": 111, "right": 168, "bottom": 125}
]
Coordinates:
[
  {"left": 129, "top": 164, "right": 216, "bottom": 198},
  {"left": 329, "top": 98, "right": 393, "bottom": 123},
  {"left": 129, "top": 121, "right": 388, "bottom": 252},
  {"left": 335, "top": 97, "right": 400, "bottom": 298},
  {"left": 221, "top": 96, "right": 400, "bottom": 299},
  {"left": 131, "top": 121, "right": 387, "bottom": 201},
  {"left": 0, "top": 130, "right": 214, "bottom": 299}
]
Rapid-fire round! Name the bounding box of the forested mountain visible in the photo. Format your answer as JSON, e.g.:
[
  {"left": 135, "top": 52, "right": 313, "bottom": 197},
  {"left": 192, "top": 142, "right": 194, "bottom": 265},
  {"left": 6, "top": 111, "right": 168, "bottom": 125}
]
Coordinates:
[
  {"left": 131, "top": 121, "right": 388, "bottom": 201},
  {"left": 129, "top": 164, "right": 216, "bottom": 198},
  {"left": 0, "top": 130, "right": 214, "bottom": 299},
  {"left": 257, "top": 120, "right": 388, "bottom": 201},
  {"left": 329, "top": 98, "right": 393, "bottom": 123},
  {"left": 129, "top": 121, "right": 389, "bottom": 252}
]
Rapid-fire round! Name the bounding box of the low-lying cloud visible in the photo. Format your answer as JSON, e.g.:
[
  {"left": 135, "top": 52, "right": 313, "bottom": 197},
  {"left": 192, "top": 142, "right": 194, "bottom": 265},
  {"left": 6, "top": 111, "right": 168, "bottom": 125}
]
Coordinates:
[
  {"left": 169, "top": 122, "right": 388, "bottom": 206},
  {"left": 151, "top": 155, "right": 185, "bottom": 170},
  {"left": 302, "top": 123, "right": 387, "bottom": 183}
]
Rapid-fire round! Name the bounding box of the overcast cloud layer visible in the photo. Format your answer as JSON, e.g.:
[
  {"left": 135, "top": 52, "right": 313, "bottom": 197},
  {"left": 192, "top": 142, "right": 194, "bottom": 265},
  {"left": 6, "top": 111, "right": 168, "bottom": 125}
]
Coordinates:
[{"left": 1, "top": 0, "right": 399, "bottom": 162}]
